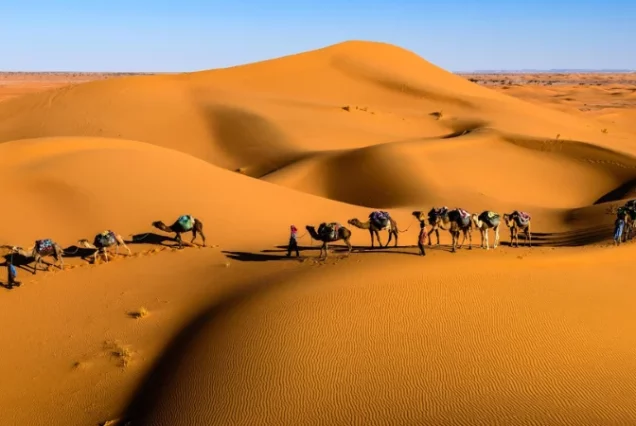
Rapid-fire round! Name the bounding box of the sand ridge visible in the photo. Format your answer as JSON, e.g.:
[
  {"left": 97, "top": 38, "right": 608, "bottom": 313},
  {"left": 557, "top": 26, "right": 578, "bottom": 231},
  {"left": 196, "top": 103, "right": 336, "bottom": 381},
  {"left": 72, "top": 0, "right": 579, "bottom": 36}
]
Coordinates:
[{"left": 1, "top": 40, "right": 636, "bottom": 425}]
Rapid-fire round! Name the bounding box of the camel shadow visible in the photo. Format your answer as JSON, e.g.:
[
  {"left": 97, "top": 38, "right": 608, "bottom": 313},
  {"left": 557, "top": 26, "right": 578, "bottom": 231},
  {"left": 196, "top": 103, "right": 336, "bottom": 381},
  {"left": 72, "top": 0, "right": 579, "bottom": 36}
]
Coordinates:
[
  {"left": 2, "top": 253, "right": 37, "bottom": 273},
  {"left": 499, "top": 225, "right": 615, "bottom": 248},
  {"left": 62, "top": 245, "right": 96, "bottom": 260},
  {"left": 275, "top": 243, "right": 453, "bottom": 255},
  {"left": 126, "top": 233, "right": 179, "bottom": 247},
  {"left": 222, "top": 251, "right": 306, "bottom": 262}
]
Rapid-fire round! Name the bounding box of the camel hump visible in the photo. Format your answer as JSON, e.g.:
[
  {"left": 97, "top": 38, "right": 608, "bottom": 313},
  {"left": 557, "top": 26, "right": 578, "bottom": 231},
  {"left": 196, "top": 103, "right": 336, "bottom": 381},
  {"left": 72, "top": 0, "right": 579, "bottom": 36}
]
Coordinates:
[
  {"left": 456, "top": 208, "right": 470, "bottom": 219},
  {"left": 369, "top": 211, "right": 391, "bottom": 228},
  {"left": 35, "top": 239, "right": 54, "bottom": 252},
  {"left": 177, "top": 215, "right": 195, "bottom": 230}
]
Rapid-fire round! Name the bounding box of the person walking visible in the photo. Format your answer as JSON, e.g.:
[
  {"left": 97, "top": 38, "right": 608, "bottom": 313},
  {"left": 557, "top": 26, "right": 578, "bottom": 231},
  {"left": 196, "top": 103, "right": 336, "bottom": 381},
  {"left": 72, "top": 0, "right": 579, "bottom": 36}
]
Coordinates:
[
  {"left": 287, "top": 225, "right": 300, "bottom": 257},
  {"left": 7, "top": 260, "right": 21, "bottom": 289},
  {"left": 614, "top": 216, "right": 625, "bottom": 246},
  {"left": 418, "top": 220, "right": 427, "bottom": 256}
]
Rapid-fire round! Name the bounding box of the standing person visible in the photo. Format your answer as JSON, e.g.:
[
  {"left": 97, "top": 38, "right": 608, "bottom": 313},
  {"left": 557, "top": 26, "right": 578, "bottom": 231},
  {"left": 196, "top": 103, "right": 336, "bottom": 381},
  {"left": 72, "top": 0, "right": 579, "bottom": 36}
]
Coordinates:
[
  {"left": 418, "top": 220, "right": 427, "bottom": 256},
  {"left": 287, "top": 225, "right": 300, "bottom": 258},
  {"left": 7, "top": 260, "right": 20, "bottom": 288},
  {"left": 614, "top": 216, "right": 625, "bottom": 246}
]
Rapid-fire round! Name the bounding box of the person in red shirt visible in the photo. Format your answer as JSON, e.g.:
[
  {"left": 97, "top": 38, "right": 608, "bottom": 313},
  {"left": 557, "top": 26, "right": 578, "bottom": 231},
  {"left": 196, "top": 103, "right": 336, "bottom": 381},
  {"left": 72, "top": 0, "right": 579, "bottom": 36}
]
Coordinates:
[{"left": 287, "top": 225, "right": 300, "bottom": 257}]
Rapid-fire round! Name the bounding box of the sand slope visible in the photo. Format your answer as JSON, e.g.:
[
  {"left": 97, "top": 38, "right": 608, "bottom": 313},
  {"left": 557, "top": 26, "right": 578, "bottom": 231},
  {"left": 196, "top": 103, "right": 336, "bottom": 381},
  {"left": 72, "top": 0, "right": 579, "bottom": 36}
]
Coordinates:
[
  {"left": 122, "top": 248, "right": 636, "bottom": 426},
  {"left": 1, "top": 40, "right": 636, "bottom": 426}
]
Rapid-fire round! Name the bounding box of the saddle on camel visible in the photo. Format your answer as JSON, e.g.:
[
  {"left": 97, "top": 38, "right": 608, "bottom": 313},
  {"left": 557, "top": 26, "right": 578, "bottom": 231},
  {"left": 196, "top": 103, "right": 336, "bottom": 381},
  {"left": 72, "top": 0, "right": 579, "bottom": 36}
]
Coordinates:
[
  {"left": 318, "top": 222, "right": 342, "bottom": 241},
  {"left": 369, "top": 211, "right": 391, "bottom": 230}
]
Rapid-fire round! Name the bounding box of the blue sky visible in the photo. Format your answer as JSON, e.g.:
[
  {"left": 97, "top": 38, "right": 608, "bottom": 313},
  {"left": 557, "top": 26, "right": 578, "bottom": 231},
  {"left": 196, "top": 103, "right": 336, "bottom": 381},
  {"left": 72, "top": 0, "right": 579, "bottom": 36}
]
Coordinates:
[{"left": 1, "top": 0, "right": 634, "bottom": 72}]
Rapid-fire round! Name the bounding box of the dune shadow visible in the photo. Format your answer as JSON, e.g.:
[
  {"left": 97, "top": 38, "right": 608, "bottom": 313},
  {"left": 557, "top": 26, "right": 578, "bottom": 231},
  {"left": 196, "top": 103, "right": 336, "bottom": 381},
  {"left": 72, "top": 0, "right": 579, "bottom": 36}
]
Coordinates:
[
  {"left": 117, "top": 268, "right": 316, "bottom": 424},
  {"left": 126, "top": 233, "right": 178, "bottom": 247},
  {"left": 195, "top": 99, "right": 306, "bottom": 178},
  {"left": 331, "top": 56, "right": 475, "bottom": 108},
  {"left": 594, "top": 178, "right": 636, "bottom": 204}
]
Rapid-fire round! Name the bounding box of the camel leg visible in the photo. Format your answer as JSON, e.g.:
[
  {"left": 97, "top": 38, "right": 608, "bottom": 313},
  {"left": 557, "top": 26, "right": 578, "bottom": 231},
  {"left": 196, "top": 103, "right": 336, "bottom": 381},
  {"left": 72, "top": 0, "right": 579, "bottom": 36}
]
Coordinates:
[
  {"left": 393, "top": 229, "right": 398, "bottom": 247},
  {"left": 385, "top": 229, "right": 392, "bottom": 248},
  {"left": 175, "top": 232, "right": 183, "bottom": 249},
  {"left": 494, "top": 226, "right": 499, "bottom": 249},
  {"left": 375, "top": 230, "right": 384, "bottom": 248},
  {"left": 93, "top": 250, "right": 99, "bottom": 264},
  {"left": 345, "top": 238, "right": 352, "bottom": 255},
  {"left": 458, "top": 229, "right": 466, "bottom": 249},
  {"left": 484, "top": 229, "right": 489, "bottom": 250},
  {"left": 468, "top": 229, "right": 472, "bottom": 250},
  {"left": 527, "top": 227, "right": 532, "bottom": 247},
  {"left": 479, "top": 229, "right": 484, "bottom": 249},
  {"left": 192, "top": 222, "right": 206, "bottom": 247},
  {"left": 369, "top": 230, "right": 374, "bottom": 249},
  {"left": 103, "top": 249, "right": 109, "bottom": 263},
  {"left": 33, "top": 254, "right": 40, "bottom": 275},
  {"left": 427, "top": 227, "right": 435, "bottom": 246}
]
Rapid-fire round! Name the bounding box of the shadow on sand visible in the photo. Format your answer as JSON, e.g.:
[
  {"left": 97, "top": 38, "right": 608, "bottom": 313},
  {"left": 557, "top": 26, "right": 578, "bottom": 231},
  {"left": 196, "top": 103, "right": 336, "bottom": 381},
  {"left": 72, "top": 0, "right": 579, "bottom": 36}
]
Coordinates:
[
  {"left": 117, "top": 267, "right": 316, "bottom": 424},
  {"left": 126, "top": 233, "right": 178, "bottom": 247},
  {"left": 223, "top": 243, "right": 453, "bottom": 262}
]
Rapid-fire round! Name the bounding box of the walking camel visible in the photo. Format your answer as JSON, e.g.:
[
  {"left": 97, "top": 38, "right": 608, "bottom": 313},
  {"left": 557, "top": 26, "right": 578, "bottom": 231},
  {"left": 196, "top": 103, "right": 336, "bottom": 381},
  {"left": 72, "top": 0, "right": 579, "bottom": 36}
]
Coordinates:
[
  {"left": 413, "top": 208, "right": 473, "bottom": 252},
  {"left": 412, "top": 207, "right": 455, "bottom": 246},
  {"left": 11, "top": 239, "right": 65, "bottom": 274},
  {"left": 471, "top": 211, "right": 501, "bottom": 250},
  {"left": 348, "top": 211, "right": 400, "bottom": 248},
  {"left": 77, "top": 230, "right": 132, "bottom": 264},
  {"left": 503, "top": 211, "right": 532, "bottom": 247},
  {"left": 152, "top": 215, "right": 206, "bottom": 249},
  {"left": 305, "top": 223, "right": 352, "bottom": 259}
]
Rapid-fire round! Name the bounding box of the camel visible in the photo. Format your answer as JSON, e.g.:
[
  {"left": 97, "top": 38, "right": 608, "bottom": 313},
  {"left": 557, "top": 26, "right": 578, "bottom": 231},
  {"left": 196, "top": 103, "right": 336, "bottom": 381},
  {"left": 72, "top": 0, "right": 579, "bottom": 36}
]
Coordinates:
[
  {"left": 412, "top": 207, "right": 450, "bottom": 246},
  {"left": 152, "top": 215, "right": 206, "bottom": 248},
  {"left": 471, "top": 211, "right": 501, "bottom": 250},
  {"left": 11, "top": 239, "right": 64, "bottom": 274},
  {"left": 412, "top": 207, "right": 472, "bottom": 252},
  {"left": 305, "top": 223, "right": 352, "bottom": 259},
  {"left": 78, "top": 230, "right": 132, "bottom": 264},
  {"left": 348, "top": 211, "right": 400, "bottom": 248},
  {"left": 503, "top": 211, "right": 532, "bottom": 247}
]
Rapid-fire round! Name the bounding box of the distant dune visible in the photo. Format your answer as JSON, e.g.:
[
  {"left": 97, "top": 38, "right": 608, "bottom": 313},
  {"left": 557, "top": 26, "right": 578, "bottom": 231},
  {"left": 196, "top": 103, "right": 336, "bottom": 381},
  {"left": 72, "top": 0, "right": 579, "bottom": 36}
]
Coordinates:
[{"left": 1, "top": 40, "right": 636, "bottom": 426}]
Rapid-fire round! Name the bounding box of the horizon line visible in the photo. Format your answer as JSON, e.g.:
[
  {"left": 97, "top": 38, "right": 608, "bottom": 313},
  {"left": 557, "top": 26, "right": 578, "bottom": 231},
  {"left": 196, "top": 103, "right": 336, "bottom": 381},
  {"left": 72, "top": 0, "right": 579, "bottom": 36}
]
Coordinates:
[{"left": 1, "top": 69, "right": 635, "bottom": 75}]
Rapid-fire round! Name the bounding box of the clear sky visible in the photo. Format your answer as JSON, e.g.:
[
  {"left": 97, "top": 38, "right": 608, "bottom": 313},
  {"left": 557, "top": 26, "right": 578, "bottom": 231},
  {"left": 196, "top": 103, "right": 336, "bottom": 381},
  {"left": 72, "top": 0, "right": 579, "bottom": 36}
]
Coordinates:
[{"left": 1, "top": 0, "right": 634, "bottom": 72}]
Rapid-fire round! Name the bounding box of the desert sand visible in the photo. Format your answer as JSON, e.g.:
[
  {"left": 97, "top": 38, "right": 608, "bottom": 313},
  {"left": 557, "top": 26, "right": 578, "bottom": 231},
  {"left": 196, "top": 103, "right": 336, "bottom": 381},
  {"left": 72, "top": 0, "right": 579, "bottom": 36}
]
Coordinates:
[{"left": 1, "top": 41, "right": 636, "bottom": 425}]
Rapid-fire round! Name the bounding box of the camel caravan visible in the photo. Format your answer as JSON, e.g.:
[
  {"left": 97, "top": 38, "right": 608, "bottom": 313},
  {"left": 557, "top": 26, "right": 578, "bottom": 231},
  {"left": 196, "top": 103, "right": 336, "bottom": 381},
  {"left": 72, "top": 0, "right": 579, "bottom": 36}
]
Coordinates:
[
  {"left": 3, "top": 199, "right": 634, "bottom": 287},
  {"left": 1, "top": 214, "right": 206, "bottom": 289},
  {"left": 307, "top": 207, "right": 532, "bottom": 259}
]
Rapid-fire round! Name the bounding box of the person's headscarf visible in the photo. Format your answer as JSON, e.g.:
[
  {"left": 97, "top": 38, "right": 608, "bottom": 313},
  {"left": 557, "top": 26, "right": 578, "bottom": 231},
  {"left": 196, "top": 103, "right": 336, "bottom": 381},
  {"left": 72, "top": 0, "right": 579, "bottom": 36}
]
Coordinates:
[{"left": 290, "top": 225, "right": 297, "bottom": 233}]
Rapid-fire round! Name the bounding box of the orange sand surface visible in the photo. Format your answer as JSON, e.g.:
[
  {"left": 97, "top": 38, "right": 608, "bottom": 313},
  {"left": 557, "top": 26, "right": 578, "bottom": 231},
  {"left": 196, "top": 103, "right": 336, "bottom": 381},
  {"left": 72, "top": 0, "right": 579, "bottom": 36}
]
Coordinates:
[{"left": 1, "top": 41, "right": 636, "bottom": 425}]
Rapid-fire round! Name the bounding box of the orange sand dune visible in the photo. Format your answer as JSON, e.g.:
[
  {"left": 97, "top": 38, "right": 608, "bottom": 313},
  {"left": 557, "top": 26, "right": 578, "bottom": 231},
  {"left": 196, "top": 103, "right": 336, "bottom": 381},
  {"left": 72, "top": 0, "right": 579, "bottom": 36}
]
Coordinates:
[
  {"left": 1, "top": 40, "right": 636, "bottom": 426},
  {"left": 120, "top": 247, "right": 636, "bottom": 425}
]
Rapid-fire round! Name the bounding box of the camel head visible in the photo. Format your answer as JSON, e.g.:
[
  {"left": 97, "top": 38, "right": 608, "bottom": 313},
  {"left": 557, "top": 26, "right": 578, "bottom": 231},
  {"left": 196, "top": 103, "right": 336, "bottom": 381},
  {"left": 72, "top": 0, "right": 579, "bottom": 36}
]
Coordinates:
[
  {"left": 77, "top": 239, "right": 93, "bottom": 248},
  {"left": 471, "top": 213, "right": 480, "bottom": 226},
  {"left": 412, "top": 211, "right": 426, "bottom": 222},
  {"left": 347, "top": 218, "right": 361, "bottom": 226},
  {"left": 502, "top": 213, "right": 515, "bottom": 227},
  {"left": 151, "top": 220, "right": 167, "bottom": 231}
]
